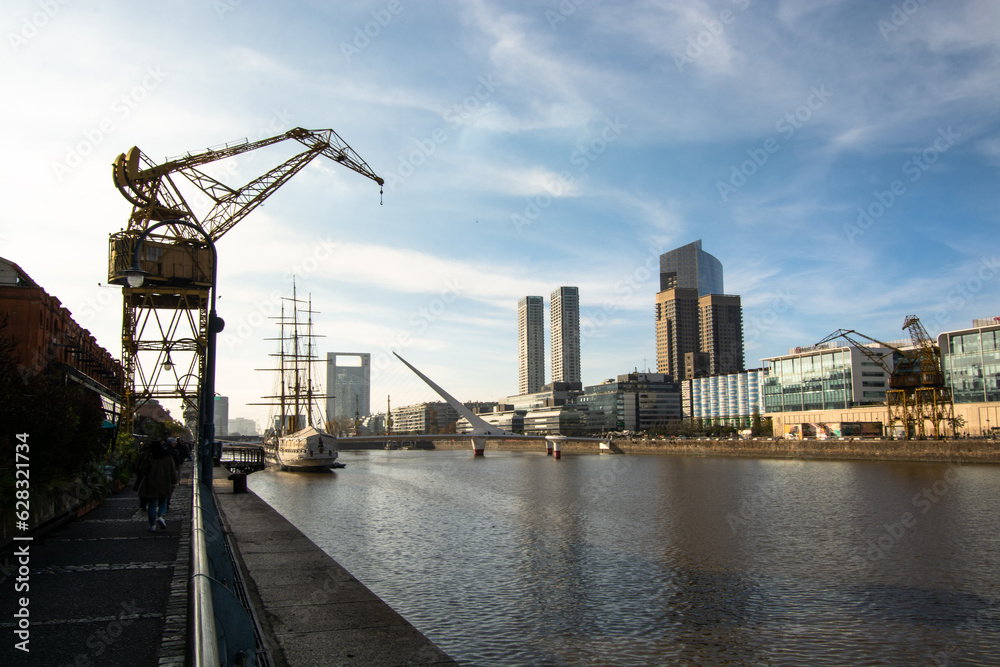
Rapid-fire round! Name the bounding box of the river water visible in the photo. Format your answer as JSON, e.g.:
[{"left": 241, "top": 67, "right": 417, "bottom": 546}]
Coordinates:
[{"left": 247, "top": 450, "right": 1000, "bottom": 666}]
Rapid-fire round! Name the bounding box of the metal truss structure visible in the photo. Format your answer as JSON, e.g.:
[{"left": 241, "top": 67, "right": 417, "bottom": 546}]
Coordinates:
[{"left": 108, "top": 128, "right": 383, "bottom": 434}]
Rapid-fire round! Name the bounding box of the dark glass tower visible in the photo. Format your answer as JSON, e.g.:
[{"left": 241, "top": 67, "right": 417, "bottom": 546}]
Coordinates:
[{"left": 658, "top": 239, "right": 724, "bottom": 296}]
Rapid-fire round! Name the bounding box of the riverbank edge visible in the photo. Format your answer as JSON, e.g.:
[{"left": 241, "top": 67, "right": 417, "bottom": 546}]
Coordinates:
[
  {"left": 416, "top": 438, "right": 1000, "bottom": 464},
  {"left": 212, "top": 471, "right": 459, "bottom": 666}
]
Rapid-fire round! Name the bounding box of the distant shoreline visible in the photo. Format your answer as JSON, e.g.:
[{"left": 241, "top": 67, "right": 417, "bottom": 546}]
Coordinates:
[{"left": 416, "top": 437, "right": 1000, "bottom": 464}]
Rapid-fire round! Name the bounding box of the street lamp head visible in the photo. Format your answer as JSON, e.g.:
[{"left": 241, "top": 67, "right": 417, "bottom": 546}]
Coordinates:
[{"left": 123, "top": 266, "right": 149, "bottom": 288}]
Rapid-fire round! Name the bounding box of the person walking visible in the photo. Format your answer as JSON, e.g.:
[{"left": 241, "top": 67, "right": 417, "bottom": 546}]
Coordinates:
[{"left": 137, "top": 440, "right": 179, "bottom": 532}]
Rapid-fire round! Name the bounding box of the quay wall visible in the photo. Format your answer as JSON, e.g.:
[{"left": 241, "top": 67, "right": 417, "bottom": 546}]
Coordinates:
[{"left": 389, "top": 438, "right": 1000, "bottom": 464}]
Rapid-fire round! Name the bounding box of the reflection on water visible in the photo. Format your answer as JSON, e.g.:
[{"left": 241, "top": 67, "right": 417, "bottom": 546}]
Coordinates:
[{"left": 249, "top": 450, "right": 1000, "bottom": 666}]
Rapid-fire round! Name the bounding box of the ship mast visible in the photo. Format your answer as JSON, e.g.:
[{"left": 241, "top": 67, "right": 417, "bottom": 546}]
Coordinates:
[{"left": 252, "top": 278, "right": 328, "bottom": 434}]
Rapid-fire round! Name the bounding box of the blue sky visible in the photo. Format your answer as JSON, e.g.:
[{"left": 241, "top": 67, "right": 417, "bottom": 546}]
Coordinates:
[{"left": 3, "top": 0, "right": 998, "bottom": 428}]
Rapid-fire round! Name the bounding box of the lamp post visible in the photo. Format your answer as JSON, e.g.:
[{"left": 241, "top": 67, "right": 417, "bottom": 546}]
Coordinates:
[{"left": 122, "top": 219, "right": 223, "bottom": 483}]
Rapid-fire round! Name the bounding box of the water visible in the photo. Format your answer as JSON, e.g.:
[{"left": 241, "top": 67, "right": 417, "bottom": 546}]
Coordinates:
[{"left": 248, "top": 450, "right": 1000, "bottom": 666}]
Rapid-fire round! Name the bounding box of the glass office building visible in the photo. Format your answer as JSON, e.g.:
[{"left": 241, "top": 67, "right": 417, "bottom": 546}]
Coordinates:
[
  {"left": 762, "top": 345, "right": 892, "bottom": 413},
  {"left": 577, "top": 373, "right": 681, "bottom": 432},
  {"left": 939, "top": 322, "right": 1000, "bottom": 404}
]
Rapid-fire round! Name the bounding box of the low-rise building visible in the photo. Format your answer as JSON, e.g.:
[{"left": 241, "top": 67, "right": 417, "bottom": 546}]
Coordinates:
[
  {"left": 390, "top": 401, "right": 460, "bottom": 434},
  {"left": 685, "top": 369, "right": 765, "bottom": 427},
  {"left": 577, "top": 373, "right": 681, "bottom": 432}
]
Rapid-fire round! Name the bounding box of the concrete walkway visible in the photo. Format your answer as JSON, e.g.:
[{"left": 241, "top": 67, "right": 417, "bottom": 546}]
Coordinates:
[
  {"left": 0, "top": 463, "right": 191, "bottom": 667},
  {"left": 213, "top": 470, "right": 459, "bottom": 666}
]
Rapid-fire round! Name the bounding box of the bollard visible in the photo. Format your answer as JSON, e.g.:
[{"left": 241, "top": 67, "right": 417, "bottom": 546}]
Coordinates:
[{"left": 228, "top": 472, "right": 248, "bottom": 493}]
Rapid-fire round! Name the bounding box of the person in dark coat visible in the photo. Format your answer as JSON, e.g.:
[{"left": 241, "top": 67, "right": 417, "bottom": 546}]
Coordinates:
[{"left": 138, "top": 440, "right": 179, "bottom": 531}]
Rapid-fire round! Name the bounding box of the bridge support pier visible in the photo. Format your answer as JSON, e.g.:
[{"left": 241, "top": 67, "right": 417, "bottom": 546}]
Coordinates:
[
  {"left": 472, "top": 436, "right": 485, "bottom": 457},
  {"left": 546, "top": 436, "right": 566, "bottom": 459}
]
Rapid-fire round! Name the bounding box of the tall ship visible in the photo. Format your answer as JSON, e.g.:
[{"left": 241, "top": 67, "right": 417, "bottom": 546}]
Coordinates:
[{"left": 255, "top": 284, "right": 339, "bottom": 471}]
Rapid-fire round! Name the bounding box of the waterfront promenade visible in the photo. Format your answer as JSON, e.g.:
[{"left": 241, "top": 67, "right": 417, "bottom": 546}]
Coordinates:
[
  {"left": 1, "top": 463, "right": 191, "bottom": 666},
  {"left": 1, "top": 460, "right": 457, "bottom": 666}
]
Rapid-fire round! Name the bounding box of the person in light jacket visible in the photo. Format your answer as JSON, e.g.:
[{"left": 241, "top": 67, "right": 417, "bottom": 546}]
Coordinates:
[{"left": 138, "top": 440, "right": 179, "bottom": 531}]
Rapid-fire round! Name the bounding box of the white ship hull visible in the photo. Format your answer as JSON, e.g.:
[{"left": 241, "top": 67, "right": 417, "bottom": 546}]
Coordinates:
[{"left": 264, "top": 426, "right": 338, "bottom": 472}]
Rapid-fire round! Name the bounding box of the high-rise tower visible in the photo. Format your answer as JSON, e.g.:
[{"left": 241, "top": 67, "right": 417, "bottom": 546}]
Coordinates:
[
  {"left": 326, "top": 352, "right": 371, "bottom": 421},
  {"left": 518, "top": 296, "right": 545, "bottom": 394},
  {"left": 655, "top": 287, "right": 700, "bottom": 379},
  {"left": 655, "top": 242, "right": 743, "bottom": 380},
  {"left": 699, "top": 294, "right": 744, "bottom": 375},
  {"left": 551, "top": 286, "right": 581, "bottom": 385}
]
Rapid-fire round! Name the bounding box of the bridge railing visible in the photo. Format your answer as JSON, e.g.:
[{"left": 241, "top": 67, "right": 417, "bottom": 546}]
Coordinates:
[{"left": 220, "top": 443, "right": 266, "bottom": 474}]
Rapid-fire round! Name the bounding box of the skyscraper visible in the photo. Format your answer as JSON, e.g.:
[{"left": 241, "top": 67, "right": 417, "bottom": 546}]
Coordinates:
[
  {"left": 655, "top": 287, "right": 699, "bottom": 379},
  {"left": 658, "top": 239, "right": 724, "bottom": 296},
  {"left": 551, "top": 286, "right": 581, "bottom": 385},
  {"left": 655, "top": 242, "right": 743, "bottom": 380},
  {"left": 518, "top": 296, "right": 545, "bottom": 394},
  {"left": 326, "top": 352, "right": 371, "bottom": 421},
  {"left": 699, "top": 293, "right": 744, "bottom": 375}
]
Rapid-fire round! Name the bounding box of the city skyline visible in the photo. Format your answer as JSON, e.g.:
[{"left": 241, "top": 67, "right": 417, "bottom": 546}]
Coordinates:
[{"left": 3, "top": 2, "right": 998, "bottom": 426}]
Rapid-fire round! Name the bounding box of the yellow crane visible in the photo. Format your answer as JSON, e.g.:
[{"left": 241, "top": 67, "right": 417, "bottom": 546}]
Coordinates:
[
  {"left": 817, "top": 315, "right": 954, "bottom": 439},
  {"left": 107, "top": 127, "right": 383, "bottom": 435}
]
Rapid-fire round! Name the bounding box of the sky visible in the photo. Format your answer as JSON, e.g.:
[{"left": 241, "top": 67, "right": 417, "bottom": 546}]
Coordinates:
[{"left": 2, "top": 0, "right": 999, "bottom": 430}]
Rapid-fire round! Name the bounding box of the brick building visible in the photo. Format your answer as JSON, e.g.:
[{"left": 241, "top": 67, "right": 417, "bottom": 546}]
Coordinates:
[{"left": 1, "top": 257, "right": 124, "bottom": 427}]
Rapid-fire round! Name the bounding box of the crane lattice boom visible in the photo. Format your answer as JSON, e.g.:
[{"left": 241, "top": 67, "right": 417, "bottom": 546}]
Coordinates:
[{"left": 108, "top": 126, "right": 382, "bottom": 436}]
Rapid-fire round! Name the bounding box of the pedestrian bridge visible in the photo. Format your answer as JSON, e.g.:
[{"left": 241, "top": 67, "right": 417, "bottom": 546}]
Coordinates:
[{"left": 219, "top": 442, "right": 266, "bottom": 474}]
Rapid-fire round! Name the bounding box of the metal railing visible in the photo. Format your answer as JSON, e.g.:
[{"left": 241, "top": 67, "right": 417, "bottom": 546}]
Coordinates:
[
  {"left": 190, "top": 459, "right": 270, "bottom": 666},
  {"left": 191, "top": 470, "right": 220, "bottom": 665}
]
